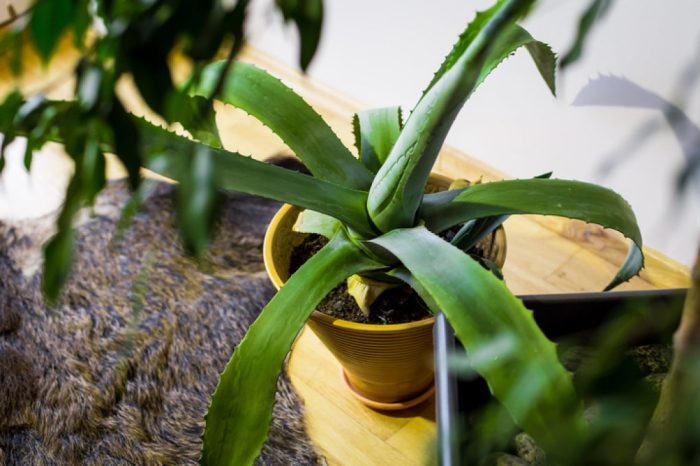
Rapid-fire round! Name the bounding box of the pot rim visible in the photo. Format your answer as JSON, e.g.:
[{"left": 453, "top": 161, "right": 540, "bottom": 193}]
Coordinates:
[{"left": 263, "top": 203, "right": 436, "bottom": 333}]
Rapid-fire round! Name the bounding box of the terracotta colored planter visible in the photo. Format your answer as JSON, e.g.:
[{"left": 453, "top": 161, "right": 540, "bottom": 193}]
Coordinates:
[{"left": 262, "top": 175, "right": 506, "bottom": 410}]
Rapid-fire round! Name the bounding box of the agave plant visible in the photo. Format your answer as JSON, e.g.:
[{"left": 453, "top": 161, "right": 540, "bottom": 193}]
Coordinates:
[
  {"left": 3, "top": 0, "right": 645, "bottom": 464},
  {"left": 150, "top": 1, "right": 643, "bottom": 464}
]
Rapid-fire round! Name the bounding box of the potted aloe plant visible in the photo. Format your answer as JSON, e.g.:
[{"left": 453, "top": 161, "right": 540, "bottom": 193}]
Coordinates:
[
  {"left": 2, "top": 0, "right": 647, "bottom": 464},
  {"left": 160, "top": 1, "right": 643, "bottom": 464}
]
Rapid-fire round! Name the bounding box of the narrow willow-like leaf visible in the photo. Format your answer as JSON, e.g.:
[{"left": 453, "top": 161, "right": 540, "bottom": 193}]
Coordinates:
[
  {"left": 369, "top": 227, "right": 586, "bottom": 459},
  {"left": 192, "top": 61, "right": 373, "bottom": 190},
  {"left": 560, "top": 0, "right": 613, "bottom": 69},
  {"left": 293, "top": 209, "right": 341, "bottom": 238},
  {"left": 352, "top": 106, "right": 403, "bottom": 173},
  {"left": 276, "top": 0, "right": 324, "bottom": 71},
  {"left": 420, "top": 178, "right": 644, "bottom": 288},
  {"left": 201, "top": 231, "right": 383, "bottom": 466},
  {"left": 175, "top": 143, "right": 218, "bottom": 257},
  {"left": 137, "top": 119, "right": 376, "bottom": 237},
  {"left": 366, "top": 0, "right": 537, "bottom": 232}
]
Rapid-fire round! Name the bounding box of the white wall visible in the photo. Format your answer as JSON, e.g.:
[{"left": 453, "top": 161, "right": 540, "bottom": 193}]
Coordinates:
[{"left": 249, "top": 0, "right": 700, "bottom": 266}]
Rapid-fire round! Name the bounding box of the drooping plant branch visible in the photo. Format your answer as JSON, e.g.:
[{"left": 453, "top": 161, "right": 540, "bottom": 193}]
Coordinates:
[{"left": 0, "top": 0, "right": 325, "bottom": 302}]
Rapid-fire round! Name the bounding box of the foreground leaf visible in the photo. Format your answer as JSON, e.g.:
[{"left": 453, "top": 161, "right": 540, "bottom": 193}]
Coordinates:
[
  {"left": 420, "top": 178, "right": 644, "bottom": 288},
  {"left": 193, "top": 61, "right": 373, "bottom": 190},
  {"left": 175, "top": 144, "right": 218, "bottom": 257},
  {"left": 202, "top": 231, "right": 383, "bottom": 466},
  {"left": 29, "top": 0, "right": 76, "bottom": 62},
  {"left": 560, "top": 0, "right": 613, "bottom": 69},
  {"left": 369, "top": 226, "right": 586, "bottom": 459}
]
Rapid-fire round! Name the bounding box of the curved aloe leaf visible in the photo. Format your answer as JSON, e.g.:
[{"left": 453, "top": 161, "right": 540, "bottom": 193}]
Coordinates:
[
  {"left": 137, "top": 119, "right": 376, "bottom": 237},
  {"left": 451, "top": 172, "right": 550, "bottom": 251},
  {"left": 201, "top": 231, "right": 383, "bottom": 466},
  {"left": 420, "top": 178, "right": 644, "bottom": 289},
  {"left": 605, "top": 239, "right": 644, "bottom": 291},
  {"left": 192, "top": 61, "right": 373, "bottom": 190},
  {"left": 451, "top": 215, "right": 508, "bottom": 251},
  {"left": 352, "top": 106, "right": 403, "bottom": 173},
  {"left": 369, "top": 226, "right": 586, "bottom": 459},
  {"left": 367, "top": 0, "right": 550, "bottom": 232}
]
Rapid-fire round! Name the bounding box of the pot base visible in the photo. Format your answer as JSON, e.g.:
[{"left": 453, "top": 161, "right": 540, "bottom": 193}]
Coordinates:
[{"left": 341, "top": 369, "right": 435, "bottom": 411}]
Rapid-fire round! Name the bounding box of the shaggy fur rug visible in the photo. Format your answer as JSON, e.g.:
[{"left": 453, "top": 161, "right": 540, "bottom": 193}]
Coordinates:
[{"left": 0, "top": 179, "right": 322, "bottom": 465}]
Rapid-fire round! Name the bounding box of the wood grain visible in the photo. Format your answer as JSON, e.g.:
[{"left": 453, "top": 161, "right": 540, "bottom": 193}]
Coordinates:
[{"left": 0, "top": 41, "right": 691, "bottom": 466}]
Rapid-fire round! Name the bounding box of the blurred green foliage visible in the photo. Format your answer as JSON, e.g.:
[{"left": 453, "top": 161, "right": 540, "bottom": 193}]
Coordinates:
[{"left": 0, "top": 0, "right": 324, "bottom": 302}]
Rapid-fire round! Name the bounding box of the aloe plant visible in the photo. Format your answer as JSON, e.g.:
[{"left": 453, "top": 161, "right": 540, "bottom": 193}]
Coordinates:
[
  {"left": 3, "top": 0, "right": 646, "bottom": 464},
  {"left": 170, "top": 1, "right": 643, "bottom": 464}
]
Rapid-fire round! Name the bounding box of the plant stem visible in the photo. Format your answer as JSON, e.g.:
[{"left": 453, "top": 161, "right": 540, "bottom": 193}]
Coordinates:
[{"left": 637, "top": 242, "right": 700, "bottom": 462}]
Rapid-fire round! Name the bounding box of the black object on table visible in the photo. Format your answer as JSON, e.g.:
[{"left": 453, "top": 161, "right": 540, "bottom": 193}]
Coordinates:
[{"left": 434, "top": 288, "right": 688, "bottom": 466}]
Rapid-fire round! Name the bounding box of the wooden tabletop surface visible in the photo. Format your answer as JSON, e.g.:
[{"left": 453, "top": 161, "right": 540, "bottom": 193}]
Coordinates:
[{"left": 0, "top": 40, "right": 691, "bottom": 466}]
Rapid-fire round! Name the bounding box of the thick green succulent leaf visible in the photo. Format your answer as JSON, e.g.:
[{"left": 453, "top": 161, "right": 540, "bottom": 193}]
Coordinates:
[
  {"left": 420, "top": 178, "right": 644, "bottom": 289},
  {"left": 451, "top": 173, "right": 551, "bottom": 250},
  {"left": 368, "top": 226, "right": 586, "bottom": 458},
  {"left": 191, "top": 61, "right": 373, "bottom": 190},
  {"left": 137, "top": 119, "right": 375, "bottom": 237},
  {"left": 604, "top": 239, "right": 644, "bottom": 291},
  {"left": 293, "top": 209, "right": 341, "bottom": 238},
  {"left": 352, "top": 106, "right": 403, "bottom": 173},
  {"left": 366, "top": 0, "right": 539, "bottom": 232},
  {"left": 503, "top": 26, "right": 556, "bottom": 95},
  {"left": 201, "top": 231, "right": 383, "bottom": 466}
]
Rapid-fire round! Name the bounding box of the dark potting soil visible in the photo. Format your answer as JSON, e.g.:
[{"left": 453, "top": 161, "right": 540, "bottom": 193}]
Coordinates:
[{"left": 289, "top": 234, "right": 432, "bottom": 324}]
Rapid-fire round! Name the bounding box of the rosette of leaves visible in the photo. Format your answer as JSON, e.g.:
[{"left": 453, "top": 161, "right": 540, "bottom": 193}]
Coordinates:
[{"left": 3, "top": 0, "right": 646, "bottom": 464}]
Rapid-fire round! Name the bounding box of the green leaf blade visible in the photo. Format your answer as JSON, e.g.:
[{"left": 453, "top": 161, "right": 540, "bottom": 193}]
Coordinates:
[
  {"left": 201, "top": 231, "right": 382, "bottom": 466},
  {"left": 192, "top": 61, "right": 373, "bottom": 190},
  {"left": 293, "top": 209, "right": 341, "bottom": 238},
  {"left": 353, "top": 106, "right": 403, "bottom": 173},
  {"left": 420, "top": 178, "right": 645, "bottom": 288},
  {"left": 29, "top": 0, "right": 76, "bottom": 62},
  {"left": 138, "top": 119, "right": 375, "bottom": 237},
  {"left": 560, "top": 0, "right": 613, "bottom": 69},
  {"left": 369, "top": 226, "right": 586, "bottom": 459},
  {"left": 366, "top": 0, "right": 538, "bottom": 232},
  {"left": 276, "top": 0, "right": 324, "bottom": 71}
]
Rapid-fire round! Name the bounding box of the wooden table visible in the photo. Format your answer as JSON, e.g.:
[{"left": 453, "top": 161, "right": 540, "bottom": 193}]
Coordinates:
[{"left": 1, "top": 41, "right": 691, "bottom": 466}]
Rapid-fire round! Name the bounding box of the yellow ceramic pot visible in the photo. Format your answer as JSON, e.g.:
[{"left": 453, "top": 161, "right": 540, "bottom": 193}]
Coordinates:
[{"left": 262, "top": 175, "right": 506, "bottom": 410}]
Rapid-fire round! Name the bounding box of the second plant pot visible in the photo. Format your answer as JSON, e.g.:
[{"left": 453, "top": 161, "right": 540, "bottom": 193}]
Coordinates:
[{"left": 263, "top": 175, "right": 506, "bottom": 410}]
